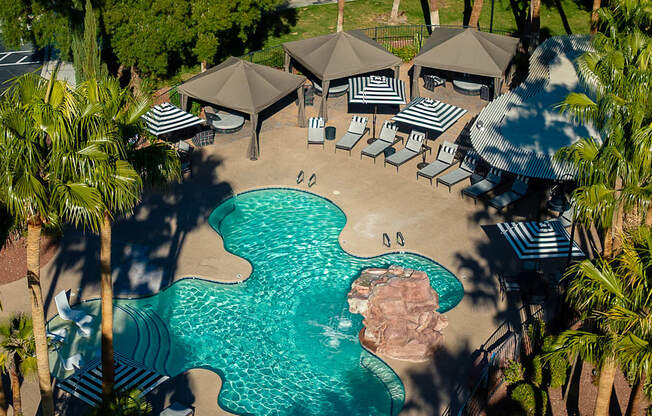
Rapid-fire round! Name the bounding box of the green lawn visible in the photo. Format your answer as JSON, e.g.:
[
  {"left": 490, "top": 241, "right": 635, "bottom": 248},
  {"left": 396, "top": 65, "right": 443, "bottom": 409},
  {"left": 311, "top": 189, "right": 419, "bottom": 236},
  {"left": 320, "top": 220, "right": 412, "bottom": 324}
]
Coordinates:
[{"left": 261, "top": 0, "right": 591, "bottom": 48}]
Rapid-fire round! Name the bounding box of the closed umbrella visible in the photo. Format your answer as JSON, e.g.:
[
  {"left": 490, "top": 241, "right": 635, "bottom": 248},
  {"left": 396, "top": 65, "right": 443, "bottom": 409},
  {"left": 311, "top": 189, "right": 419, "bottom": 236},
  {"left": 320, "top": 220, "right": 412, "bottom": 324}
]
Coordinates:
[
  {"left": 141, "top": 103, "right": 204, "bottom": 137},
  {"left": 348, "top": 75, "right": 406, "bottom": 140},
  {"left": 497, "top": 220, "right": 584, "bottom": 260}
]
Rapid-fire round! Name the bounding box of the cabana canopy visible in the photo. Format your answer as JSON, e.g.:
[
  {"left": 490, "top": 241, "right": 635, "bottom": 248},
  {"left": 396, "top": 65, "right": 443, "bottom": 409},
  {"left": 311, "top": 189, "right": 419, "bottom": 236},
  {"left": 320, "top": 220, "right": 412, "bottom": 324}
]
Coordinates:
[
  {"left": 411, "top": 28, "right": 519, "bottom": 99},
  {"left": 283, "top": 30, "right": 402, "bottom": 121},
  {"left": 178, "top": 56, "right": 307, "bottom": 160}
]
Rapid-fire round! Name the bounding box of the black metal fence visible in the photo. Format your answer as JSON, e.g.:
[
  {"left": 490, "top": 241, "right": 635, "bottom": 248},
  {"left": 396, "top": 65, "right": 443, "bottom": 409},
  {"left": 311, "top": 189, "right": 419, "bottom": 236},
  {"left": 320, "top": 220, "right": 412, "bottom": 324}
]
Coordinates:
[{"left": 239, "top": 24, "right": 519, "bottom": 68}]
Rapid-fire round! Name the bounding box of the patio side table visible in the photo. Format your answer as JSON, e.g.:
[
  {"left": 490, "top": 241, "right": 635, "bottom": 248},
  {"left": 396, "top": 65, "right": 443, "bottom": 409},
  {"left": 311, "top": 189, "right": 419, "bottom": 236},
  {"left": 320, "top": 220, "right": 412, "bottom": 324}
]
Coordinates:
[{"left": 325, "top": 126, "right": 336, "bottom": 141}]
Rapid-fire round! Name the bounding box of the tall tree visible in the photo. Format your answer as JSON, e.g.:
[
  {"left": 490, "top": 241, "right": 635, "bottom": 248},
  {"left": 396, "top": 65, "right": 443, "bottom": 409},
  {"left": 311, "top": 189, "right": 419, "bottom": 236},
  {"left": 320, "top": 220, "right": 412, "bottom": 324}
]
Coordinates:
[
  {"left": 337, "top": 0, "right": 345, "bottom": 32},
  {"left": 0, "top": 73, "right": 103, "bottom": 416},
  {"left": 430, "top": 0, "right": 440, "bottom": 26},
  {"left": 591, "top": 0, "right": 601, "bottom": 34},
  {"left": 390, "top": 0, "right": 401, "bottom": 22},
  {"left": 548, "top": 226, "right": 652, "bottom": 416},
  {"left": 74, "top": 76, "right": 179, "bottom": 409},
  {"left": 556, "top": 0, "right": 652, "bottom": 257},
  {"left": 0, "top": 315, "right": 37, "bottom": 416},
  {"left": 530, "top": 0, "right": 541, "bottom": 36},
  {"left": 72, "top": 0, "right": 108, "bottom": 84},
  {"left": 468, "top": 0, "right": 484, "bottom": 27}
]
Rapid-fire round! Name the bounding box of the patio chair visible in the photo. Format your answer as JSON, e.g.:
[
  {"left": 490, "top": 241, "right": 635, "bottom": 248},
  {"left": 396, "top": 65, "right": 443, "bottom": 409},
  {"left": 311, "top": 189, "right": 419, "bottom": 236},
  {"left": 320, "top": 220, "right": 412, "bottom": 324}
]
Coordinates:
[
  {"left": 335, "top": 116, "right": 368, "bottom": 155},
  {"left": 558, "top": 203, "right": 575, "bottom": 228},
  {"left": 384, "top": 130, "right": 426, "bottom": 172},
  {"left": 55, "top": 290, "right": 93, "bottom": 337},
  {"left": 307, "top": 117, "right": 325, "bottom": 148},
  {"left": 461, "top": 168, "right": 502, "bottom": 201},
  {"left": 159, "top": 402, "right": 195, "bottom": 416},
  {"left": 360, "top": 121, "right": 401, "bottom": 162},
  {"left": 488, "top": 176, "right": 529, "bottom": 211},
  {"left": 423, "top": 74, "right": 445, "bottom": 91},
  {"left": 175, "top": 140, "right": 194, "bottom": 158},
  {"left": 436, "top": 154, "right": 478, "bottom": 192},
  {"left": 61, "top": 353, "right": 83, "bottom": 371},
  {"left": 416, "top": 141, "right": 458, "bottom": 185}
]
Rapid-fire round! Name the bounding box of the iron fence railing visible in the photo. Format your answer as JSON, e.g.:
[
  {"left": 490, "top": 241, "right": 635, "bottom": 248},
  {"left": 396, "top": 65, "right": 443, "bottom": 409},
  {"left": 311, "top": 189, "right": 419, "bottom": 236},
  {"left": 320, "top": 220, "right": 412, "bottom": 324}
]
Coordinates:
[{"left": 238, "top": 24, "right": 520, "bottom": 68}]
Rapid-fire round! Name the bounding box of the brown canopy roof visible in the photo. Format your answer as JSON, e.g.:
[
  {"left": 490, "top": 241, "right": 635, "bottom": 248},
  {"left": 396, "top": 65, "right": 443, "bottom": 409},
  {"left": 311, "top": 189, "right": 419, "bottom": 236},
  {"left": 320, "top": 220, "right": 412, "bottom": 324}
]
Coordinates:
[
  {"left": 414, "top": 28, "right": 519, "bottom": 78},
  {"left": 177, "top": 56, "right": 306, "bottom": 114},
  {"left": 282, "top": 30, "right": 402, "bottom": 81}
]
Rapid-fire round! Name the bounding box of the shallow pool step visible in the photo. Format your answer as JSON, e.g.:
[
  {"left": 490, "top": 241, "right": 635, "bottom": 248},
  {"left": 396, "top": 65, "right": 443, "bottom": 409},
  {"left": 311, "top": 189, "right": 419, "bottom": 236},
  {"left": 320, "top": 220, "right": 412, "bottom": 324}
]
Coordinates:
[
  {"left": 116, "top": 304, "right": 171, "bottom": 375},
  {"left": 360, "top": 351, "right": 405, "bottom": 416}
]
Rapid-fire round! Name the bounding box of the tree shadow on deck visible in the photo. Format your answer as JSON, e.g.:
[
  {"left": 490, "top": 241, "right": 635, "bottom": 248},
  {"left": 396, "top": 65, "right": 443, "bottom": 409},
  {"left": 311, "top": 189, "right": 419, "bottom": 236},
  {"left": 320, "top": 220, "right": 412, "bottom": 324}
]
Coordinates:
[{"left": 44, "top": 152, "right": 233, "bottom": 309}]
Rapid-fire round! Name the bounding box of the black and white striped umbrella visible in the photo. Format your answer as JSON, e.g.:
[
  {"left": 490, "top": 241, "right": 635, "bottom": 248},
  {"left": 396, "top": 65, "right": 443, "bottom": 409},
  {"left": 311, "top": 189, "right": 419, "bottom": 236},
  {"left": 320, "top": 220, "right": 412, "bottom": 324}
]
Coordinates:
[
  {"left": 57, "top": 353, "right": 168, "bottom": 406},
  {"left": 392, "top": 97, "right": 467, "bottom": 133},
  {"left": 348, "top": 75, "right": 406, "bottom": 105},
  {"left": 497, "top": 220, "right": 584, "bottom": 260},
  {"left": 141, "top": 103, "right": 204, "bottom": 136}
]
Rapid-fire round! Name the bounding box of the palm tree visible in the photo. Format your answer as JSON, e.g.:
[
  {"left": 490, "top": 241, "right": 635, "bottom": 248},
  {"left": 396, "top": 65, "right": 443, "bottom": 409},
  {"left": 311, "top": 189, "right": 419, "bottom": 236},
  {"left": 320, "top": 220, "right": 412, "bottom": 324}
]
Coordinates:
[
  {"left": 555, "top": 1, "right": 652, "bottom": 257},
  {"left": 0, "top": 73, "right": 104, "bottom": 416},
  {"left": 75, "top": 76, "right": 179, "bottom": 408},
  {"left": 0, "top": 315, "right": 38, "bottom": 416},
  {"left": 337, "top": 0, "right": 345, "bottom": 32},
  {"left": 548, "top": 226, "right": 652, "bottom": 416},
  {"left": 87, "top": 388, "right": 152, "bottom": 416}
]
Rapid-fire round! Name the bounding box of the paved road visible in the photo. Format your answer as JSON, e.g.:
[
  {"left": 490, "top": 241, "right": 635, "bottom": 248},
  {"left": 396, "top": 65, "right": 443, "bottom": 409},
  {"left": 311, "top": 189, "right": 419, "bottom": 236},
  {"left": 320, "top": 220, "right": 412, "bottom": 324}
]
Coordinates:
[{"left": 0, "top": 41, "right": 44, "bottom": 91}]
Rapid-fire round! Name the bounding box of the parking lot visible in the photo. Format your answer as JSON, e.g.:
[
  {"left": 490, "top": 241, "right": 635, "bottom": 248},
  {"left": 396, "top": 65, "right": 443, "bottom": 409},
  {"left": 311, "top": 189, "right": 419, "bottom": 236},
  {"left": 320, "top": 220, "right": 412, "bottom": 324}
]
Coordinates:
[{"left": 0, "top": 42, "right": 44, "bottom": 91}]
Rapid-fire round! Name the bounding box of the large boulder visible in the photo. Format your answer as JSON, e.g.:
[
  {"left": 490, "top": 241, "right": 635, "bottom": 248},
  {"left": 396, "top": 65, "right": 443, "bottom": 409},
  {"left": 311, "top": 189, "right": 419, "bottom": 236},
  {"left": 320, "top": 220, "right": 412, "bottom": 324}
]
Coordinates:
[{"left": 348, "top": 265, "right": 448, "bottom": 362}]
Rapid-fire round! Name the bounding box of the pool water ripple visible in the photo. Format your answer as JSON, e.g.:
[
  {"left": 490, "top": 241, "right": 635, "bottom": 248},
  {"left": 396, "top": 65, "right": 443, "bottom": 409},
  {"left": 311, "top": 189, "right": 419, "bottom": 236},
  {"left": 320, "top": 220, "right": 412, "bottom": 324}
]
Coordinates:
[{"left": 49, "top": 188, "right": 464, "bottom": 415}]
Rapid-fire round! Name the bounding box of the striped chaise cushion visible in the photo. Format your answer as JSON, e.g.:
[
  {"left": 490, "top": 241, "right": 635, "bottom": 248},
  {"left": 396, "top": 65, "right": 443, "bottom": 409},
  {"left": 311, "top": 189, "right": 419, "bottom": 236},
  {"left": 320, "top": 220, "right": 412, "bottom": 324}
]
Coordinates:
[{"left": 308, "top": 117, "right": 324, "bottom": 129}]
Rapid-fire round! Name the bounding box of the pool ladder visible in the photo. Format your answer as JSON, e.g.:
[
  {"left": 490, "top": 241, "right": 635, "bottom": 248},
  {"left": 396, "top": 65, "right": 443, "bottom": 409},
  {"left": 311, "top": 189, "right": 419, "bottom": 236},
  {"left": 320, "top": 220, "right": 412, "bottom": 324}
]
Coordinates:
[
  {"left": 382, "top": 232, "right": 405, "bottom": 248},
  {"left": 296, "top": 170, "right": 317, "bottom": 187}
]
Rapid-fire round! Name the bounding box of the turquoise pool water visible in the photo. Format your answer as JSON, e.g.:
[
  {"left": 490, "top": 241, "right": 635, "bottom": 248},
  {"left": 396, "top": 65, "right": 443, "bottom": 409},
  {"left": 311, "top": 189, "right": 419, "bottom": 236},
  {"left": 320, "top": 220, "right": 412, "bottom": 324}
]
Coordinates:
[{"left": 49, "top": 188, "right": 464, "bottom": 415}]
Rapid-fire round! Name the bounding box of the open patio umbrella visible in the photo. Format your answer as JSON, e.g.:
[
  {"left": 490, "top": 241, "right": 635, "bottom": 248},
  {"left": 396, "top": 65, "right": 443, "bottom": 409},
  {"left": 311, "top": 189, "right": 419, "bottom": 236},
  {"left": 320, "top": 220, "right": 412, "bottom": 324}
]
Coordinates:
[
  {"left": 141, "top": 103, "right": 204, "bottom": 137},
  {"left": 497, "top": 220, "right": 584, "bottom": 260},
  {"left": 348, "top": 75, "right": 406, "bottom": 139},
  {"left": 391, "top": 97, "right": 466, "bottom": 134}
]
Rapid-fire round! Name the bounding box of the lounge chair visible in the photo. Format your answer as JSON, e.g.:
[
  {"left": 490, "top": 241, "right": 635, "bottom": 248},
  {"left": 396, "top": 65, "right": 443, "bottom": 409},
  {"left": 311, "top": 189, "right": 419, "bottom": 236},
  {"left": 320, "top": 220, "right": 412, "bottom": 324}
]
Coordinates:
[
  {"left": 384, "top": 130, "right": 426, "bottom": 172},
  {"left": 159, "top": 402, "right": 195, "bottom": 416},
  {"left": 416, "top": 141, "right": 458, "bottom": 184},
  {"left": 462, "top": 168, "right": 502, "bottom": 201},
  {"left": 335, "top": 116, "right": 368, "bottom": 155},
  {"left": 61, "top": 353, "right": 83, "bottom": 371},
  {"left": 307, "top": 117, "right": 325, "bottom": 148},
  {"left": 55, "top": 290, "right": 93, "bottom": 337},
  {"left": 436, "top": 154, "right": 478, "bottom": 192},
  {"left": 488, "top": 176, "right": 529, "bottom": 210},
  {"left": 175, "top": 140, "right": 193, "bottom": 157},
  {"left": 558, "top": 203, "right": 575, "bottom": 227},
  {"left": 360, "top": 121, "right": 401, "bottom": 162}
]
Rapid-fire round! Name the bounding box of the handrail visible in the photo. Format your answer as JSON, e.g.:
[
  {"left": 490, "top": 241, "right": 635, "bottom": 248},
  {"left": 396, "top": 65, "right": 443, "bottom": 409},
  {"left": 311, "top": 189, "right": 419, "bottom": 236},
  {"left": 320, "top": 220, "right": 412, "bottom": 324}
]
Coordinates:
[
  {"left": 382, "top": 233, "right": 391, "bottom": 248},
  {"left": 297, "top": 170, "right": 304, "bottom": 184},
  {"left": 396, "top": 231, "right": 405, "bottom": 247},
  {"left": 308, "top": 173, "right": 316, "bottom": 187}
]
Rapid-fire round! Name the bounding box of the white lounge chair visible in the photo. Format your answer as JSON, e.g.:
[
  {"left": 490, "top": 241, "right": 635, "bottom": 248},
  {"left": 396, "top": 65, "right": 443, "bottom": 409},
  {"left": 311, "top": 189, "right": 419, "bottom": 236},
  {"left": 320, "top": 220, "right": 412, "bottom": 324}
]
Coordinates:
[
  {"left": 416, "top": 141, "right": 458, "bottom": 184},
  {"left": 436, "top": 154, "right": 478, "bottom": 192},
  {"left": 360, "top": 121, "right": 401, "bottom": 162},
  {"left": 335, "top": 115, "right": 368, "bottom": 155},
  {"left": 307, "top": 117, "right": 325, "bottom": 148},
  {"left": 55, "top": 290, "right": 93, "bottom": 337},
  {"left": 488, "top": 176, "right": 529, "bottom": 210},
  {"left": 61, "top": 353, "right": 83, "bottom": 371},
  {"left": 462, "top": 168, "right": 502, "bottom": 201},
  {"left": 384, "top": 130, "right": 426, "bottom": 172}
]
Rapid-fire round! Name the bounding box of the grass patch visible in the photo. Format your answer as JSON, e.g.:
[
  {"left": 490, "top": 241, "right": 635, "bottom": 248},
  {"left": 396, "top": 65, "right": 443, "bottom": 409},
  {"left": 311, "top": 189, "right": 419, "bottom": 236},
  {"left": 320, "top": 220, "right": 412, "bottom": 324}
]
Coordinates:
[{"left": 262, "top": 0, "right": 591, "bottom": 48}]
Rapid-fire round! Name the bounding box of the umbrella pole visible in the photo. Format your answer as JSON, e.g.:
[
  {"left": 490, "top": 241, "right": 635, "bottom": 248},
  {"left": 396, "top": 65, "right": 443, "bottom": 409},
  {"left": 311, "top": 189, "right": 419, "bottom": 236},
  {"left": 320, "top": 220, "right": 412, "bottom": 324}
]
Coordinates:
[{"left": 373, "top": 104, "right": 377, "bottom": 139}]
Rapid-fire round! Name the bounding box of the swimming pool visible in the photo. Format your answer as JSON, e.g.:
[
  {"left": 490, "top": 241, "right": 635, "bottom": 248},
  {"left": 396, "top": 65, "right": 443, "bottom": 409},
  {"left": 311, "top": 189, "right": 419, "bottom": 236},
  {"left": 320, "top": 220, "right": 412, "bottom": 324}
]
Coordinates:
[{"left": 48, "top": 188, "right": 464, "bottom": 415}]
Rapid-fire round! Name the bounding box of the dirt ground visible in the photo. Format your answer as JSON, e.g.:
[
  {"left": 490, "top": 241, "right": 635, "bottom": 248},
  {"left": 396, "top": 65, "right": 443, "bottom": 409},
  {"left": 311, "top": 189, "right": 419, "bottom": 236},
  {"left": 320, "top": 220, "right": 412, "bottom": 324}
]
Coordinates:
[{"left": 0, "top": 235, "right": 59, "bottom": 286}]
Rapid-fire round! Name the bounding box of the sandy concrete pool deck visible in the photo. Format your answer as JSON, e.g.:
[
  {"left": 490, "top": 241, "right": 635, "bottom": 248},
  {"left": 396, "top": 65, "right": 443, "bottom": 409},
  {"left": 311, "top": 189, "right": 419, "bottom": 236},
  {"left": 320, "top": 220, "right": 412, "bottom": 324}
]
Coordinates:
[{"left": 0, "top": 68, "right": 592, "bottom": 415}]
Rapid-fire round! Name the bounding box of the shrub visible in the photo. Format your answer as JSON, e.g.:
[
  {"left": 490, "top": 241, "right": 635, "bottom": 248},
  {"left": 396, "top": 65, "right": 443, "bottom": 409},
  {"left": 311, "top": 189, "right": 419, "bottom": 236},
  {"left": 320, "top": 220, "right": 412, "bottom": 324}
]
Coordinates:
[
  {"left": 510, "top": 383, "right": 548, "bottom": 416},
  {"left": 504, "top": 360, "right": 525, "bottom": 385},
  {"left": 393, "top": 45, "right": 417, "bottom": 62},
  {"left": 548, "top": 355, "right": 569, "bottom": 388},
  {"left": 530, "top": 355, "right": 543, "bottom": 387}
]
